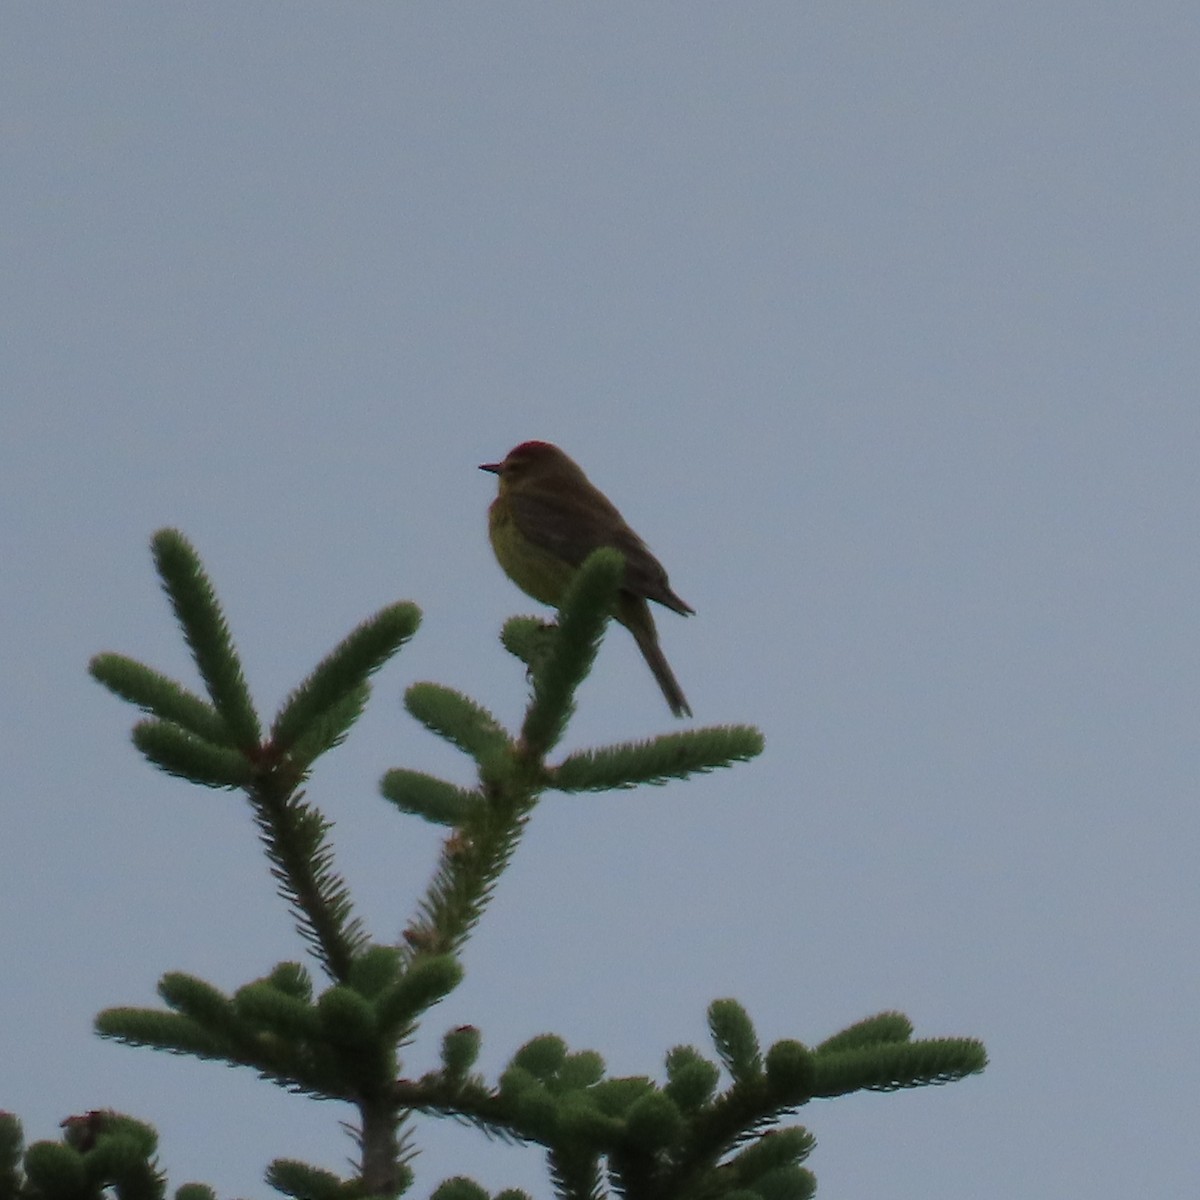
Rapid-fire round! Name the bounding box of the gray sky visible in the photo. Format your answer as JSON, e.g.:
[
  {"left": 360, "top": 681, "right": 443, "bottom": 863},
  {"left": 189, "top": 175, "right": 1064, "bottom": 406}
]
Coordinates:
[{"left": 3, "top": 5, "right": 1197, "bottom": 1197}]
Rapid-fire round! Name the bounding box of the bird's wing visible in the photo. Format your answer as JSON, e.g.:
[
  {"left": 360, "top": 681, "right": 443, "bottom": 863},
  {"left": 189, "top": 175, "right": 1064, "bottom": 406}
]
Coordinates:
[
  {"left": 509, "top": 490, "right": 692, "bottom": 615},
  {"left": 507, "top": 488, "right": 619, "bottom": 566}
]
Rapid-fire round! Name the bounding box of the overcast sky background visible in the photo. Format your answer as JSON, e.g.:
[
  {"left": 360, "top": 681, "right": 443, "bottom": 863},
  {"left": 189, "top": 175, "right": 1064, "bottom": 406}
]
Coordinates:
[{"left": 3, "top": 5, "right": 1197, "bottom": 1198}]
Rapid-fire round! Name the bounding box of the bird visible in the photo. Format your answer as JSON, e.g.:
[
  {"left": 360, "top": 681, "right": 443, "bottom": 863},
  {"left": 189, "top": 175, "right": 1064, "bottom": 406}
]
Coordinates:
[{"left": 480, "top": 441, "right": 693, "bottom": 717}]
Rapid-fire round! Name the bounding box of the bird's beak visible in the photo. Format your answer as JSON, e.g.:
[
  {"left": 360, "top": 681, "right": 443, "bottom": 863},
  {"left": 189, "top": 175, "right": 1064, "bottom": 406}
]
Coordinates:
[{"left": 479, "top": 461, "right": 502, "bottom": 474}]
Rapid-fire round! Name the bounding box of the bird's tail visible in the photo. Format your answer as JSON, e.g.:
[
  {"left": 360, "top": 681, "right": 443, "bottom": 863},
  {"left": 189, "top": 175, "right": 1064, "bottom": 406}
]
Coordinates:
[{"left": 622, "top": 597, "right": 692, "bottom": 719}]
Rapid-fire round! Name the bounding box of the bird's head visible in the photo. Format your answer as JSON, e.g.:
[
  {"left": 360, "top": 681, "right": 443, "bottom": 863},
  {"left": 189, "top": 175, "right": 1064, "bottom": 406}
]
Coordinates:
[{"left": 480, "top": 441, "right": 582, "bottom": 492}]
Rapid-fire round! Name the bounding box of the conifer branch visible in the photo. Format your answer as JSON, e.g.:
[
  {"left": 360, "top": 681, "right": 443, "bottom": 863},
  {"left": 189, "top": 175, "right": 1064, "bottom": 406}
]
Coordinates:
[
  {"left": 346, "top": 945, "right": 402, "bottom": 998},
  {"left": 95, "top": 1007, "right": 233, "bottom": 1062},
  {"left": 19, "top": 1112, "right": 167, "bottom": 1200},
  {"left": 272, "top": 604, "right": 421, "bottom": 753},
  {"left": 664, "top": 1045, "right": 721, "bottom": 1112},
  {"left": 74, "top": 525, "right": 985, "bottom": 1199},
  {"left": 546, "top": 1145, "right": 604, "bottom": 1200},
  {"left": 283, "top": 682, "right": 371, "bottom": 774},
  {"left": 233, "top": 982, "right": 322, "bottom": 1043},
  {"left": 428, "top": 1180, "right": 495, "bottom": 1200},
  {"left": 668, "top": 1076, "right": 793, "bottom": 1188},
  {"left": 815, "top": 1010, "right": 913, "bottom": 1053},
  {"left": 553, "top": 725, "right": 764, "bottom": 791},
  {"left": 250, "top": 781, "right": 368, "bottom": 982},
  {"left": 719, "top": 1126, "right": 817, "bottom": 1193},
  {"left": 266, "top": 1159, "right": 351, "bottom": 1200},
  {"left": 176, "top": 1186, "right": 216, "bottom": 1200},
  {"left": 811, "top": 1036, "right": 987, "bottom": 1095},
  {"left": 374, "top": 956, "right": 463, "bottom": 1038},
  {"left": 519, "top": 550, "right": 621, "bottom": 758},
  {"left": 440, "top": 1025, "right": 482, "bottom": 1082},
  {"left": 498, "top": 616, "right": 557, "bottom": 671},
  {"left": 89, "top": 654, "right": 230, "bottom": 745},
  {"left": 150, "top": 529, "right": 261, "bottom": 749},
  {"left": 708, "top": 999, "right": 763, "bottom": 1083},
  {"left": 764, "top": 1039, "right": 816, "bottom": 1104},
  {"left": 380, "top": 770, "right": 483, "bottom": 826},
  {"left": 0, "top": 1113, "right": 20, "bottom": 1200},
  {"left": 390, "top": 1077, "right": 531, "bottom": 1147},
  {"left": 401, "top": 763, "right": 539, "bottom": 962},
  {"left": 96, "top": 1005, "right": 337, "bottom": 1102},
  {"left": 405, "top": 684, "right": 511, "bottom": 763},
  {"left": 130, "top": 719, "right": 253, "bottom": 789}
]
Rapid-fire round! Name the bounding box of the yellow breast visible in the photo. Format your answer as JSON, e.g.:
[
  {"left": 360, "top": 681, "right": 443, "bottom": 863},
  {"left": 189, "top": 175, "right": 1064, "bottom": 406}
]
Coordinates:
[{"left": 488, "top": 499, "right": 577, "bottom": 608}]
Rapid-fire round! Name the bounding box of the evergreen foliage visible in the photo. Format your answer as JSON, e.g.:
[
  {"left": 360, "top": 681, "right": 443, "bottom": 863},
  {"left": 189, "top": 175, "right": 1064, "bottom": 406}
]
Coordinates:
[{"left": 2, "top": 529, "right": 986, "bottom": 1200}]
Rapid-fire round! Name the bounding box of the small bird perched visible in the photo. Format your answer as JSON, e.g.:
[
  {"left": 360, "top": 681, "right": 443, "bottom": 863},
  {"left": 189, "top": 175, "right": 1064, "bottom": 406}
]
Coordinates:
[{"left": 480, "top": 441, "right": 693, "bottom": 717}]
